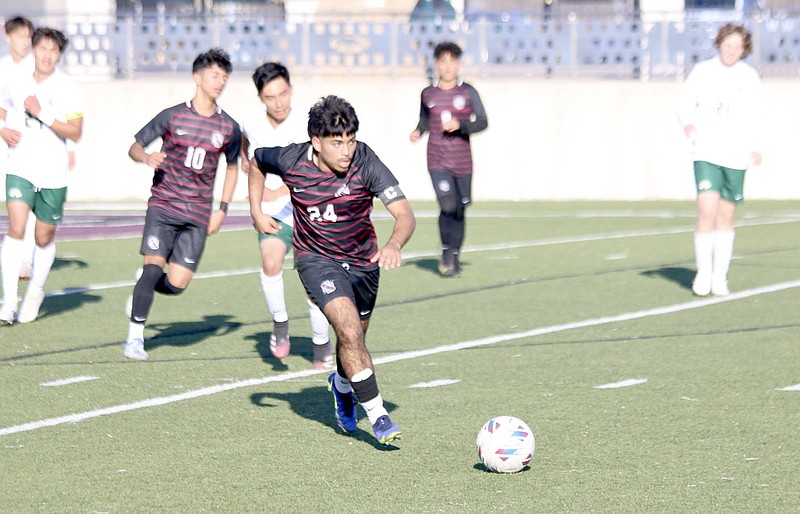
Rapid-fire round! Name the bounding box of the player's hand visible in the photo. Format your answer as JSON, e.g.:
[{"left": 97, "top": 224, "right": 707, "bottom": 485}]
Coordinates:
[
  {"left": 240, "top": 156, "right": 251, "bottom": 174},
  {"left": 370, "top": 242, "right": 403, "bottom": 270},
  {"left": 683, "top": 124, "right": 697, "bottom": 142},
  {"left": 23, "top": 95, "right": 42, "bottom": 117},
  {"left": 146, "top": 151, "right": 167, "bottom": 168},
  {"left": 443, "top": 118, "right": 461, "bottom": 133},
  {"left": 409, "top": 130, "right": 421, "bottom": 143},
  {"left": 0, "top": 127, "right": 21, "bottom": 147},
  {"left": 208, "top": 209, "right": 226, "bottom": 235},
  {"left": 252, "top": 211, "right": 281, "bottom": 235}
]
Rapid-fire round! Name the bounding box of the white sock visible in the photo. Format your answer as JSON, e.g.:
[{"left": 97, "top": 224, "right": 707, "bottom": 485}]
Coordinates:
[
  {"left": 712, "top": 231, "right": 735, "bottom": 280},
  {"left": 361, "top": 394, "right": 388, "bottom": 425},
  {"left": 21, "top": 212, "right": 36, "bottom": 271},
  {"left": 29, "top": 241, "right": 56, "bottom": 292},
  {"left": 307, "top": 298, "right": 330, "bottom": 345},
  {"left": 127, "top": 321, "right": 145, "bottom": 342},
  {"left": 693, "top": 232, "right": 715, "bottom": 277},
  {"left": 1, "top": 236, "right": 24, "bottom": 309},
  {"left": 334, "top": 372, "right": 352, "bottom": 394},
  {"left": 260, "top": 270, "right": 288, "bottom": 323}
]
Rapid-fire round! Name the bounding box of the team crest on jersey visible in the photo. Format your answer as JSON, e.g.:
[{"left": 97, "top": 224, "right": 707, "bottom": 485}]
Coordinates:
[
  {"left": 320, "top": 279, "right": 336, "bottom": 295},
  {"left": 335, "top": 184, "right": 351, "bottom": 198},
  {"left": 211, "top": 132, "right": 224, "bottom": 149},
  {"left": 452, "top": 95, "right": 466, "bottom": 110},
  {"left": 7, "top": 188, "right": 23, "bottom": 199},
  {"left": 147, "top": 235, "right": 161, "bottom": 251}
]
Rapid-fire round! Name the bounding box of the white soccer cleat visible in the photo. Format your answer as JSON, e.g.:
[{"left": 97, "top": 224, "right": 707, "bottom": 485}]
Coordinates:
[
  {"left": 0, "top": 307, "right": 17, "bottom": 325},
  {"left": 124, "top": 338, "right": 149, "bottom": 361},
  {"left": 691, "top": 272, "right": 711, "bottom": 296},
  {"left": 711, "top": 277, "right": 730, "bottom": 296},
  {"left": 18, "top": 290, "right": 45, "bottom": 323}
]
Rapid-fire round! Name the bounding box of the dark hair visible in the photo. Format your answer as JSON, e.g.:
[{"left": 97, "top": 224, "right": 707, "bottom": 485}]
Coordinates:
[
  {"left": 4, "top": 16, "right": 34, "bottom": 35},
  {"left": 252, "top": 62, "right": 290, "bottom": 92},
  {"left": 714, "top": 23, "right": 752, "bottom": 59},
  {"left": 307, "top": 95, "right": 359, "bottom": 138},
  {"left": 434, "top": 41, "right": 462, "bottom": 60},
  {"left": 192, "top": 48, "right": 232, "bottom": 74},
  {"left": 32, "top": 27, "right": 68, "bottom": 52}
]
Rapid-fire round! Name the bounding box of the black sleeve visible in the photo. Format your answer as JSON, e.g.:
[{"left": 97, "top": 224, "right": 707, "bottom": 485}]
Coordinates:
[
  {"left": 253, "top": 146, "right": 286, "bottom": 178},
  {"left": 133, "top": 106, "right": 173, "bottom": 146},
  {"left": 224, "top": 123, "right": 242, "bottom": 164},
  {"left": 459, "top": 84, "right": 488, "bottom": 136},
  {"left": 414, "top": 89, "right": 430, "bottom": 135}
]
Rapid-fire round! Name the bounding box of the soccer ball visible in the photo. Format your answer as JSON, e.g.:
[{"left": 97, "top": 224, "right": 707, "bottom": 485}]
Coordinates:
[{"left": 476, "top": 416, "right": 535, "bottom": 473}]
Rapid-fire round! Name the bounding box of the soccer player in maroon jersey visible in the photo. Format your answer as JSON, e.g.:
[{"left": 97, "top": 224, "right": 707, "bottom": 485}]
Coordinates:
[
  {"left": 122, "top": 48, "right": 241, "bottom": 361},
  {"left": 410, "top": 41, "right": 488, "bottom": 277},
  {"left": 249, "top": 95, "right": 416, "bottom": 445}
]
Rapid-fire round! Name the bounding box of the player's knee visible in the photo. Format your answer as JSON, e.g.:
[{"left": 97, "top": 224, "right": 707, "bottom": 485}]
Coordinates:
[{"left": 155, "top": 274, "right": 186, "bottom": 295}]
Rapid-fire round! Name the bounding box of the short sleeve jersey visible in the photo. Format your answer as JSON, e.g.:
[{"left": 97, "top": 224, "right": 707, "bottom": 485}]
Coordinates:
[
  {"left": 241, "top": 107, "right": 306, "bottom": 224},
  {"left": 1, "top": 66, "right": 83, "bottom": 188},
  {"left": 134, "top": 101, "right": 241, "bottom": 227},
  {"left": 254, "top": 141, "right": 405, "bottom": 269},
  {"left": 417, "top": 81, "right": 487, "bottom": 176}
]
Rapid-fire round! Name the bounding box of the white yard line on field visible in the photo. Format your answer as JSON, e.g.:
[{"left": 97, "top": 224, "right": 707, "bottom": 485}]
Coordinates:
[{"left": 3, "top": 279, "right": 800, "bottom": 437}]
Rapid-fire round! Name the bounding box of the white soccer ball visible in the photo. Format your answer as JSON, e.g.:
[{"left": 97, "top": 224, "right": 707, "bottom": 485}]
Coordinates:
[{"left": 476, "top": 416, "right": 536, "bottom": 473}]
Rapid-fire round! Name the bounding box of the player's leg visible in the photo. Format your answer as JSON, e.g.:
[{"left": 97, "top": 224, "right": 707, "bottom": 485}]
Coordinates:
[
  {"left": 308, "top": 298, "right": 333, "bottom": 370},
  {"left": 1, "top": 176, "right": 36, "bottom": 324},
  {"left": 19, "top": 211, "right": 36, "bottom": 280},
  {"left": 431, "top": 171, "right": 460, "bottom": 276},
  {"left": 18, "top": 187, "right": 65, "bottom": 323},
  {"left": 692, "top": 162, "right": 723, "bottom": 296},
  {"left": 449, "top": 174, "right": 473, "bottom": 274},
  {"left": 257, "top": 220, "right": 292, "bottom": 359},
  {"left": 710, "top": 168, "right": 744, "bottom": 296}
]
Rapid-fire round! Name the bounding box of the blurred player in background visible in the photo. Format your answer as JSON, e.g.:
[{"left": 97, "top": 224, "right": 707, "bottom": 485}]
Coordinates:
[
  {"left": 250, "top": 95, "right": 415, "bottom": 445},
  {"left": 0, "top": 26, "right": 83, "bottom": 324},
  {"left": 410, "top": 41, "right": 487, "bottom": 277},
  {"left": 240, "top": 62, "right": 332, "bottom": 368},
  {"left": 123, "top": 48, "right": 239, "bottom": 360},
  {"left": 678, "top": 23, "right": 765, "bottom": 296}
]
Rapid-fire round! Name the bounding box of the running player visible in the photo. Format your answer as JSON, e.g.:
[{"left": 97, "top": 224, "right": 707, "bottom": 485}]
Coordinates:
[
  {"left": 0, "top": 26, "right": 84, "bottom": 325},
  {"left": 240, "top": 62, "right": 332, "bottom": 368},
  {"left": 678, "top": 24, "right": 765, "bottom": 296},
  {"left": 249, "top": 95, "right": 416, "bottom": 445},
  {"left": 123, "top": 48, "right": 240, "bottom": 360},
  {"left": 409, "top": 41, "right": 488, "bottom": 277}
]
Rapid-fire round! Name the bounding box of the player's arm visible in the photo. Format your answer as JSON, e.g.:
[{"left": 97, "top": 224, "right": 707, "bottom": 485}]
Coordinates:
[
  {"left": 249, "top": 146, "right": 282, "bottom": 235},
  {"left": 0, "top": 106, "right": 20, "bottom": 147},
  {"left": 457, "top": 85, "right": 488, "bottom": 135},
  {"left": 370, "top": 197, "right": 416, "bottom": 270},
  {"left": 208, "top": 161, "right": 238, "bottom": 235},
  {"left": 128, "top": 140, "right": 166, "bottom": 169},
  {"left": 23, "top": 95, "right": 83, "bottom": 142},
  {"left": 410, "top": 91, "right": 430, "bottom": 142},
  {"left": 129, "top": 110, "right": 170, "bottom": 168},
  {"left": 240, "top": 131, "right": 252, "bottom": 173}
]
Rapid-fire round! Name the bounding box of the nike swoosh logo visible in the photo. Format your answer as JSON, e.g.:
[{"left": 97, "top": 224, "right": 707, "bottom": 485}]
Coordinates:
[
  {"left": 293, "top": 187, "right": 305, "bottom": 192},
  {"left": 184, "top": 257, "right": 196, "bottom": 264},
  {"left": 176, "top": 129, "right": 187, "bottom": 135},
  {"left": 360, "top": 310, "right": 371, "bottom": 316},
  {"left": 133, "top": 316, "right": 146, "bottom": 322}
]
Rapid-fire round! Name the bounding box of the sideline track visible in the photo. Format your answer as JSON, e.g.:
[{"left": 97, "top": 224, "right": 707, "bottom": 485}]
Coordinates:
[{"left": 2, "top": 278, "right": 799, "bottom": 437}]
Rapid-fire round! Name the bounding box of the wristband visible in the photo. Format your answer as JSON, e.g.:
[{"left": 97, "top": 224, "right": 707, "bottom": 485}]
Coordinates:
[
  {"left": 219, "top": 201, "right": 229, "bottom": 215},
  {"left": 38, "top": 109, "right": 55, "bottom": 127}
]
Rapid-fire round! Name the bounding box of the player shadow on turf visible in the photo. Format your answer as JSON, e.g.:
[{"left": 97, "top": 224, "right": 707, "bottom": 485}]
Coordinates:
[
  {"left": 250, "top": 388, "right": 401, "bottom": 451},
  {"left": 50, "top": 256, "right": 89, "bottom": 272},
  {"left": 641, "top": 266, "right": 695, "bottom": 291},
  {"left": 245, "top": 332, "right": 321, "bottom": 371},
  {"left": 145, "top": 315, "right": 242, "bottom": 350},
  {"left": 31, "top": 290, "right": 101, "bottom": 320},
  {"left": 412, "top": 257, "right": 466, "bottom": 276}
]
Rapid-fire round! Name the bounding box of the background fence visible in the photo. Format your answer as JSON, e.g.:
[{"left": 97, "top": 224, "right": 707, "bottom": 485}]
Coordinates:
[{"left": 13, "top": 11, "right": 800, "bottom": 79}]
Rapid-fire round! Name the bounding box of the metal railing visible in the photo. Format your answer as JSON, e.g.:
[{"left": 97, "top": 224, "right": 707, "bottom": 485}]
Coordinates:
[{"left": 16, "top": 12, "right": 800, "bottom": 79}]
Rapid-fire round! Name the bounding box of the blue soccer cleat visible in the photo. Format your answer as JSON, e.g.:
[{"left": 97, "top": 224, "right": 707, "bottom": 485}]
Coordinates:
[
  {"left": 372, "top": 414, "right": 401, "bottom": 445},
  {"left": 327, "top": 373, "right": 357, "bottom": 433}
]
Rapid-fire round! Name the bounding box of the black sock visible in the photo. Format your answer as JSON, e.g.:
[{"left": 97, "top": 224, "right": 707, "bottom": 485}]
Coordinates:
[{"left": 131, "top": 264, "right": 163, "bottom": 322}]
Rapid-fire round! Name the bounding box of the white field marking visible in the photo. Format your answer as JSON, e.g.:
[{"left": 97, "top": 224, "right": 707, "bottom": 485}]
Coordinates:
[
  {"left": 3, "top": 279, "right": 800, "bottom": 437},
  {"left": 40, "top": 376, "right": 100, "bottom": 387},
  {"left": 776, "top": 384, "right": 800, "bottom": 392},
  {"left": 408, "top": 379, "right": 462, "bottom": 388},
  {"left": 594, "top": 378, "right": 648, "bottom": 389}
]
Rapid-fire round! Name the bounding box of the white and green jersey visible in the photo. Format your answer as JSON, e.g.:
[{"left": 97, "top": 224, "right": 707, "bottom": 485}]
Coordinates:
[
  {"left": 241, "top": 107, "right": 306, "bottom": 226},
  {"left": 0, "top": 67, "right": 83, "bottom": 188},
  {"left": 678, "top": 57, "right": 765, "bottom": 170}
]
